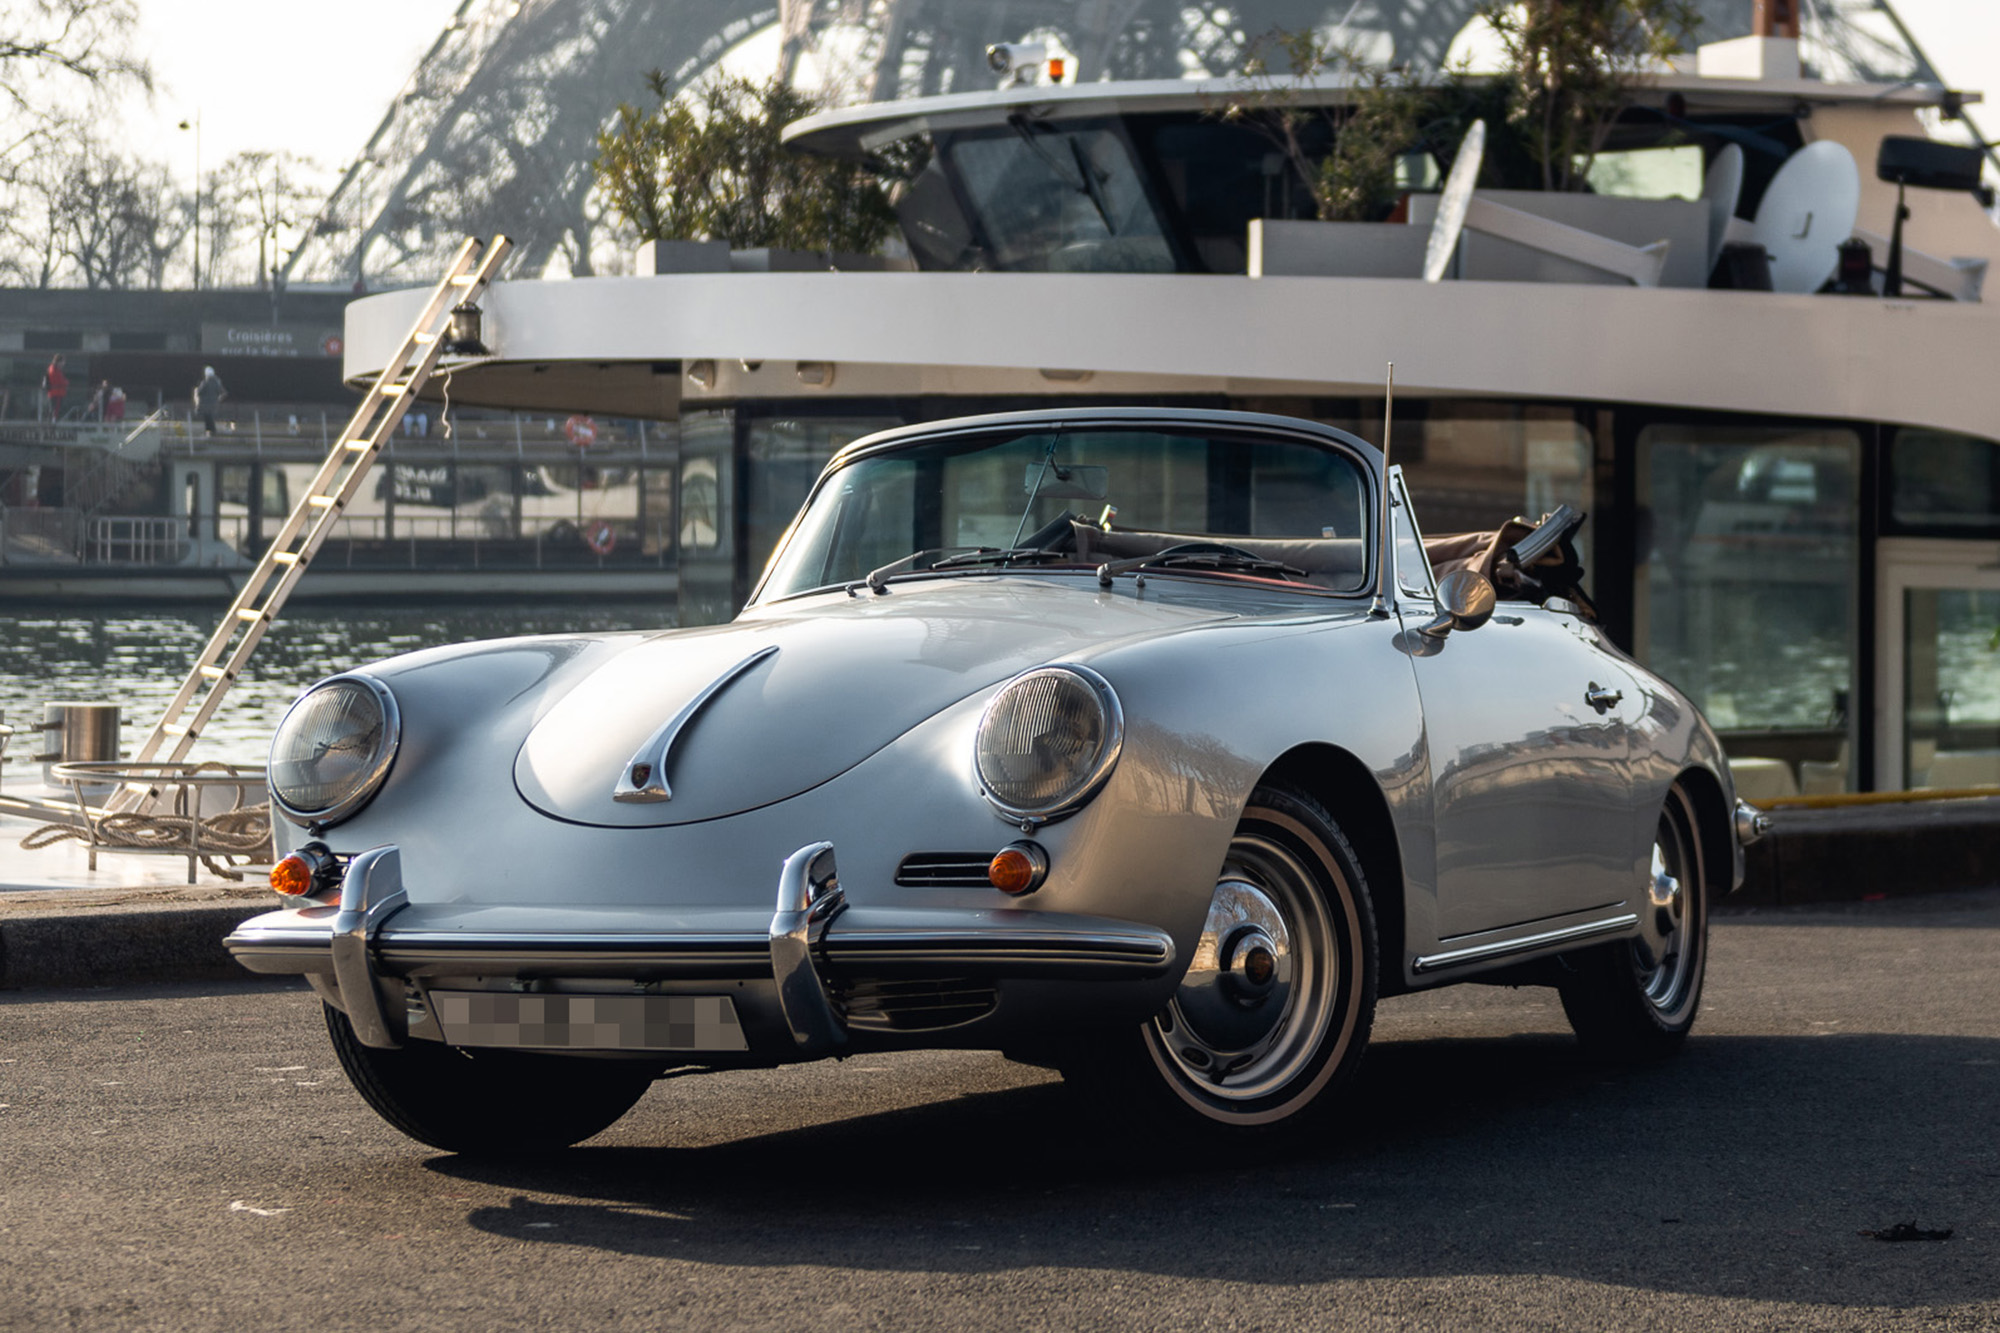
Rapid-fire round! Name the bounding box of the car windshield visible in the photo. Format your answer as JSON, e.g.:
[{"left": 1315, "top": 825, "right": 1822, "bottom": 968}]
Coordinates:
[{"left": 756, "top": 424, "right": 1373, "bottom": 601}]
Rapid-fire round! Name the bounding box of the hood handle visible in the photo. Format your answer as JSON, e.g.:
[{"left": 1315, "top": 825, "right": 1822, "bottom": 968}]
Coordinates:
[{"left": 612, "top": 645, "right": 779, "bottom": 803}]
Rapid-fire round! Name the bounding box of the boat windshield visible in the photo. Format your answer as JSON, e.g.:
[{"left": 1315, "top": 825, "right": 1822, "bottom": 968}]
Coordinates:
[
  {"left": 757, "top": 425, "right": 1373, "bottom": 601},
  {"left": 935, "top": 119, "right": 1177, "bottom": 273}
]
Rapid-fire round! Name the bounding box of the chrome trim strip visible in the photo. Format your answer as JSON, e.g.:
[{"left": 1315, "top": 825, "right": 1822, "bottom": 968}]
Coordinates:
[
  {"left": 329, "top": 845, "right": 410, "bottom": 1048},
  {"left": 1412, "top": 912, "right": 1639, "bottom": 974},
  {"left": 374, "top": 932, "right": 770, "bottom": 949},
  {"left": 830, "top": 928, "right": 1173, "bottom": 958},
  {"left": 613, "top": 644, "right": 778, "bottom": 803},
  {"left": 234, "top": 927, "right": 1173, "bottom": 959},
  {"left": 769, "top": 841, "right": 848, "bottom": 1051},
  {"left": 231, "top": 909, "right": 1176, "bottom": 983}
]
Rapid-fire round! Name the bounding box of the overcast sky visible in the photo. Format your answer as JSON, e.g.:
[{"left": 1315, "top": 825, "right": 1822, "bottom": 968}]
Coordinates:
[{"left": 111, "top": 0, "right": 2000, "bottom": 186}]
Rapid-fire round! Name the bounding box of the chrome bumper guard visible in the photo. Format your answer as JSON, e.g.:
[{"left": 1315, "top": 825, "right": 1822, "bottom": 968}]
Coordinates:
[
  {"left": 330, "top": 845, "right": 411, "bottom": 1049},
  {"left": 289, "top": 839, "right": 1173, "bottom": 1054},
  {"left": 769, "top": 841, "right": 848, "bottom": 1055}
]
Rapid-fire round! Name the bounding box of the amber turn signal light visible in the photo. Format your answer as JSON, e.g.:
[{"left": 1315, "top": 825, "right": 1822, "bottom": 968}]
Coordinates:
[
  {"left": 269, "top": 842, "right": 339, "bottom": 898},
  {"left": 988, "top": 841, "right": 1049, "bottom": 895},
  {"left": 270, "top": 854, "right": 315, "bottom": 896}
]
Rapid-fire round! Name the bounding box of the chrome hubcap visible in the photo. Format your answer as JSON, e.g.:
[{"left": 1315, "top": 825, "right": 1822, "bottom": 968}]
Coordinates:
[
  {"left": 1170, "top": 880, "right": 1295, "bottom": 1057},
  {"left": 1153, "top": 834, "right": 1338, "bottom": 1102},
  {"left": 1635, "top": 823, "right": 1692, "bottom": 1010}
]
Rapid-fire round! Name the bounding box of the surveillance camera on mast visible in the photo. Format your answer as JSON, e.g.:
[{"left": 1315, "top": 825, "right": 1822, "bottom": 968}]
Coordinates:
[{"left": 986, "top": 41, "right": 1048, "bottom": 86}]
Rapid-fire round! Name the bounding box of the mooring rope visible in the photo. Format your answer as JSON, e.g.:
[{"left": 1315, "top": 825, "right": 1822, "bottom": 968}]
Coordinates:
[{"left": 20, "top": 763, "right": 273, "bottom": 881}]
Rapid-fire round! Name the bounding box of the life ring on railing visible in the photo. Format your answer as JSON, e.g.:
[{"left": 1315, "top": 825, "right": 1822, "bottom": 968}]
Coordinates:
[
  {"left": 564, "top": 414, "right": 597, "bottom": 448},
  {"left": 584, "top": 520, "right": 617, "bottom": 555}
]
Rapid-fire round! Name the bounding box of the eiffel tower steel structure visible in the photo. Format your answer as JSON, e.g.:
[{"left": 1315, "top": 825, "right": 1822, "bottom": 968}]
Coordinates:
[{"left": 283, "top": 0, "right": 1947, "bottom": 292}]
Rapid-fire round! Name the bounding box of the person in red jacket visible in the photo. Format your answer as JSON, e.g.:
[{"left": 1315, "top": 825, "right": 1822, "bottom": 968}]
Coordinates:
[{"left": 43, "top": 354, "right": 68, "bottom": 421}]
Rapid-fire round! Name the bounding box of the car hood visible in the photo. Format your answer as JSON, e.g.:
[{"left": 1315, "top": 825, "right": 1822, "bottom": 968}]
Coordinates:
[{"left": 513, "top": 579, "right": 1247, "bottom": 827}]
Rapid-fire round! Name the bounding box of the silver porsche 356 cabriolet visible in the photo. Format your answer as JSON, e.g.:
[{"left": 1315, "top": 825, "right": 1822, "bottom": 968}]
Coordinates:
[{"left": 228, "top": 407, "right": 1761, "bottom": 1151}]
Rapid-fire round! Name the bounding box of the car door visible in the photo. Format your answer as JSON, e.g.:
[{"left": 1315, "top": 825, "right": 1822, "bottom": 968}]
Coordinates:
[{"left": 1390, "top": 479, "right": 1642, "bottom": 939}]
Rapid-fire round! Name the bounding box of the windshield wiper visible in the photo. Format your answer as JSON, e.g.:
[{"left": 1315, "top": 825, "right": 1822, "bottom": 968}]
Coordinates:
[
  {"left": 1095, "top": 544, "right": 1308, "bottom": 588},
  {"left": 1067, "top": 135, "right": 1116, "bottom": 234},
  {"left": 930, "top": 546, "right": 1079, "bottom": 571},
  {"left": 1007, "top": 115, "right": 1115, "bottom": 234},
  {"left": 861, "top": 548, "right": 948, "bottom": 593},
  {"left": 860, "top": 544, "right": 1075, "bottom": 593}
]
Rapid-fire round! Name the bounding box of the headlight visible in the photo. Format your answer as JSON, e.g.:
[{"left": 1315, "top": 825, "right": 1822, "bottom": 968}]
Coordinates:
[
  {"left": 975, "top": 664, "right": 1122, "bottom": 824},
  {"left": 268, "top": 674, "right": 400, "bottom": 827}
]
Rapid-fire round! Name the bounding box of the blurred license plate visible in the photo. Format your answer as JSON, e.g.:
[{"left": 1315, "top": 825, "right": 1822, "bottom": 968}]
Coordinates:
[{"left": 431, "top": 991, "right": 748, "bottom": 1052}]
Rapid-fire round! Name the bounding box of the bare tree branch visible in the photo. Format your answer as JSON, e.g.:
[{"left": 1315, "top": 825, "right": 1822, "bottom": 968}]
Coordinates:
[{"left": 0, "top": 0, "right": 153, "bottom": 115}]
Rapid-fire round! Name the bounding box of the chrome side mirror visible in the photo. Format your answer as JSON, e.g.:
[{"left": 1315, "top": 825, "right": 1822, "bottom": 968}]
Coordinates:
[{"left": 1421, "top": 569, "right": 1496, "bottom": 638}]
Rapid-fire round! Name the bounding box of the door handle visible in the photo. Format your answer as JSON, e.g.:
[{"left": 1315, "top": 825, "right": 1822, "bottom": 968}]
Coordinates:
[{"left": 1585, "top": 683, "right": 1623, "bottom": 713}]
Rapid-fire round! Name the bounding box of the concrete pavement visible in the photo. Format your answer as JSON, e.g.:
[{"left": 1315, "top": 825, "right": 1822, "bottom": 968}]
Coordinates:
[{"left": 2, "top": 892, "right": 1996, "bottom": 1330}]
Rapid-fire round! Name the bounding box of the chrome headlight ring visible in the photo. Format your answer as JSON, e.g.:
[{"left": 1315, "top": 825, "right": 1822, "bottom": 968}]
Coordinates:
[
  {"left": 974, "top": 664, "right": 1124, "bottom": 826},
  {"left": 268, "top": 673, "right": 401, "bottom": 828}
]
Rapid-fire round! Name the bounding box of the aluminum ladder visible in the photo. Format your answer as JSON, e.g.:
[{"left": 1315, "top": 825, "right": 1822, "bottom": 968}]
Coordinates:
[{"left": 112, "top": 235, "right": 513, "bottom": 813}]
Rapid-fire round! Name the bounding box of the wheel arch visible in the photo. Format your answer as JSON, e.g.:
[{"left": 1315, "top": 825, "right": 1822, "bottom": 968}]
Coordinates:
[
  {"left": 1671, "top": 763, "right": 1738, "bottom": 896},
  {"left": 1259, "top": 743, "right": 1408, "bottom": 995}
]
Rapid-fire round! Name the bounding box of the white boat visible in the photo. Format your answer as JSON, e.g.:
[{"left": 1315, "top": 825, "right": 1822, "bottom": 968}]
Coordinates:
[{"left": 344, "top": 33, "right": 2000, "bottom": 800}]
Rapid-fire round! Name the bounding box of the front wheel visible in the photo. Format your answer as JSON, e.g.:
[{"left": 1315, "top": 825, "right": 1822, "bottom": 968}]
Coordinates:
[
  {"left": 1062, "top": 784, "right": 1378, "bottom": 1134},
  {"left": 1558, "top": 782, "right": 1709, "bottom": 1060},
  {"left": 324, "top": 1004, "right": 658, "bottom": 1153}
]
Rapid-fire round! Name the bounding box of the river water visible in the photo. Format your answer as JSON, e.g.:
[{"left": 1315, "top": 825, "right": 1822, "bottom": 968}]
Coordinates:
[{"left": 0, "top": 600, "right": 670, "bottom": 770}]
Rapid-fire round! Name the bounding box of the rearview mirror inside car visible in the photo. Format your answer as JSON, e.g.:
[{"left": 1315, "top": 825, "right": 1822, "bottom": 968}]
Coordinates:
[{"left": 1024, "top": 463, "right": 1109, "bottom": 501}]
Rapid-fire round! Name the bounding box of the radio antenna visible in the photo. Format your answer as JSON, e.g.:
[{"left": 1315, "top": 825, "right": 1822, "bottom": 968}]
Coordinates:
[{"left": 1370, "top": 361, "right": 1395, "bottom": 618}]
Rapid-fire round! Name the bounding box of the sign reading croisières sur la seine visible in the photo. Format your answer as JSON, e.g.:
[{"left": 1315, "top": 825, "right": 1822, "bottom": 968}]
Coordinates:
[{"left": 199, "top": 324, "right": 343, "bottom": 357}]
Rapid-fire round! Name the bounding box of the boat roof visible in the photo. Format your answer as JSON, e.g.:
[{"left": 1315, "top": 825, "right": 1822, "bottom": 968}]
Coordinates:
[{"left": 783, "top": 70, "right": 1975, "bottom": 159}]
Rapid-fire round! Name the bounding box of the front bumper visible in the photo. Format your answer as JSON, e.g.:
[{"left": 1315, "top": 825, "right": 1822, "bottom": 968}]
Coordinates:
[{"left": 225, "top": 840, "right": 1179, "bottom": 1056}]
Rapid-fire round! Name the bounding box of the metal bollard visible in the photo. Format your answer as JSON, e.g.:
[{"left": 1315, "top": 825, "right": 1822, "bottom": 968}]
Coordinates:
[{"left": 37, "top": 701, "right": 121, "bottom": 798}]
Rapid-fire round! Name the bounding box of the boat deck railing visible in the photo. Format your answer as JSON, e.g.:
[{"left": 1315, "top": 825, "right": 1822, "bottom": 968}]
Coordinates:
[
  {"left": 25, "top": 761, "right": 273, "bottom": 885},
  {"left": 148, "top": 411, "right": 677, "bottom": 460}
]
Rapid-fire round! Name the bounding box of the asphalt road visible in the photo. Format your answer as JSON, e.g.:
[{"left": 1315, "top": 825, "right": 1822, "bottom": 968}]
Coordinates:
[{"left": 3, "top": 892, "right": 1998, "bottom": 1332}]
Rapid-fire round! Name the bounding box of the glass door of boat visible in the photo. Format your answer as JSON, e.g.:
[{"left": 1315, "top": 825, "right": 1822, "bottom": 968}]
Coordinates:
[{"left": 1877, "top": 539, "right": 2000, "bottom": 792}]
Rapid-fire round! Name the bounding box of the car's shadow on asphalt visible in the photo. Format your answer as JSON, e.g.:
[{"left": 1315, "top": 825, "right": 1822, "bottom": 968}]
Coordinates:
[{"left": 427, "top": 1029, "right": 1997, "bottom": 1307}]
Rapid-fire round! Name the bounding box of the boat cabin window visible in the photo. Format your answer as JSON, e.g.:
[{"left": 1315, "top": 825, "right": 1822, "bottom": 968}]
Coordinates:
[
  {"left": 1637, "top": 422, "right": 1861, "bottom": 794},
  {"left": 1890, "top": 429, "right": 2000, "bottom": 533},
  {"left": 1386, "top": 403, "right": 1594, "bottom": 573},
  {"left": 1584, "top": 143, "right": 1705, "bottom": 199},
  {"left": 1141, "top": 119, "right": 1323, "bottom": 272}
]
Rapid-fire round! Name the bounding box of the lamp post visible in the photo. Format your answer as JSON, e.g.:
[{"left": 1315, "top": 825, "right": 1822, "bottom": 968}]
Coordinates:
[{"left": 178, "top": 112, "right": 201, "bottom": 289}]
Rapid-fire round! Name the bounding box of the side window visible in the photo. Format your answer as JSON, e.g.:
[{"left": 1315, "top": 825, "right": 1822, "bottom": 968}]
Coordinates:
[{"left": 1390, "top": 467, "right": 1434, "bottom": 599}]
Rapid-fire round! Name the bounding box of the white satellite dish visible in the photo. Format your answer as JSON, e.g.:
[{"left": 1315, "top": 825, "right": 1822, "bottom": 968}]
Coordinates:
[
  {"left": 1751, "top": 140, "right": 1860, "bottom": 294},
  {"left": 1424, "top": 119, "right": 1486, "bottom": 283},
  {"left": 1702, "top": 143, "right": 1744, "bottom": 274}
]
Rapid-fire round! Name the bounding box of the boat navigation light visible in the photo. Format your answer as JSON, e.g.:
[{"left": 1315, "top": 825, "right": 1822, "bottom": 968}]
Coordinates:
[
  {"left": 986, "top": 41, "right": 1047, "bottom": 86},
  {"left": 444, "top": 302, "right": 488, "bottom": 357}
]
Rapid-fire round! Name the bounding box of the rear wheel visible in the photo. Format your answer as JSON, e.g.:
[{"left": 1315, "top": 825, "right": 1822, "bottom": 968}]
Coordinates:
[
  {"left": 1558, "top": 783, "right": 1709, "bottom": 1060},
  {"left": 1063, "top": 784, "right": 1377, "bottom": 1134},
  {"left": 324, "top": 1003, "right": 657, "bottom": 1153}
]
